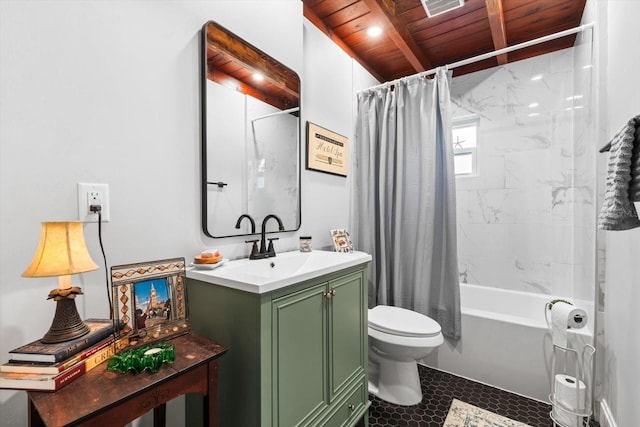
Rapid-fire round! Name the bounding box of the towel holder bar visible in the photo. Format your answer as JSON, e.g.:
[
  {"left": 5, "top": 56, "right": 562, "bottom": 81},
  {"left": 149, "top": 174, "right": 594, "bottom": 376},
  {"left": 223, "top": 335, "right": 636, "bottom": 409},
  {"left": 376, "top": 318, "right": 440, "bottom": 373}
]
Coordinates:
[{"left": 598, "top": 142, "right": 611, "bottom": 153}]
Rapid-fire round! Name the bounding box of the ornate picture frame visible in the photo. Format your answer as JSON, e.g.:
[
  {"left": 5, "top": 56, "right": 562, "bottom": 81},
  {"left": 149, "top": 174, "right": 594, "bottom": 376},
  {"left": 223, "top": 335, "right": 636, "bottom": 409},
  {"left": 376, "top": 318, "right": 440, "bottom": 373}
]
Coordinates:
[
  {"left": 331, "top": 229, "right": 353, "bottom": 253},
  {"left": 110, "top": 258, "right": 189, "bottom": 346},
  {"left": 306, "top": 121, "right": 348, "bottom": 177}
]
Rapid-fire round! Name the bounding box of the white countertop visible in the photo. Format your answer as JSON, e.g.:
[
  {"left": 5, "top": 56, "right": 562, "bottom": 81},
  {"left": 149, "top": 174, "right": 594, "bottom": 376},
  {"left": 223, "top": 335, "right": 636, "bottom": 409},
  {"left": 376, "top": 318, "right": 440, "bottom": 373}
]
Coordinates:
[{"left": 186, "top": 250, "right": 371, "bottom": 294}]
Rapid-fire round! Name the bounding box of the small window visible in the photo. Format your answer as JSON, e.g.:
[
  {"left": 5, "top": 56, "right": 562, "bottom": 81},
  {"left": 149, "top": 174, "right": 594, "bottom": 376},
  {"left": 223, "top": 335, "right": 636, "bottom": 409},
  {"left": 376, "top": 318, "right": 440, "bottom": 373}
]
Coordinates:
[{"left": 452, "top": 116, "right": 479, "bottom": 176}]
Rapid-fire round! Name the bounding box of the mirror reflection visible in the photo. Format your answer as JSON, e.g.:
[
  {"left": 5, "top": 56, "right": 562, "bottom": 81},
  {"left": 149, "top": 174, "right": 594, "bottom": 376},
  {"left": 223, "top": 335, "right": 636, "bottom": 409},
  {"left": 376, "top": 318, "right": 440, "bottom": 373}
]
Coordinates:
[{"left": 201, "top": 21, "right": 301, "bottom": 238}]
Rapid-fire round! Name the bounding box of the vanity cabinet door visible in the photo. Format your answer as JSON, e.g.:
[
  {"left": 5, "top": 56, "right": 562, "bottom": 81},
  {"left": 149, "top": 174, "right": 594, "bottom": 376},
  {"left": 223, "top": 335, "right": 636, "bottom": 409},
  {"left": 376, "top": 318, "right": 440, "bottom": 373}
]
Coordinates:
[
  {"left": 272, "top": 282, "right": 328, "bottom": 426},
  {"left": 329, "top": 272, "right": 366, "bottom": 398},
  {"left": 272, "top": 270, "right": 368, "bottom": 426}
]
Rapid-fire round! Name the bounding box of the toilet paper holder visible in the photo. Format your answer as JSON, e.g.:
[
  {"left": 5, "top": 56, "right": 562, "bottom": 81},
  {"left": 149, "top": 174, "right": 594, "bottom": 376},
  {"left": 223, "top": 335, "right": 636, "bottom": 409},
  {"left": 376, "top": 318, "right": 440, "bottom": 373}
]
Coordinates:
[
  {"left": 545, "top": 299, "right": 587, "bottom": 329},
  {"left": 545, "top": 300, "right": 596, "bottom": 427},
  {"left": 572, "top": 314, "right": 585, "bottom": 324}
]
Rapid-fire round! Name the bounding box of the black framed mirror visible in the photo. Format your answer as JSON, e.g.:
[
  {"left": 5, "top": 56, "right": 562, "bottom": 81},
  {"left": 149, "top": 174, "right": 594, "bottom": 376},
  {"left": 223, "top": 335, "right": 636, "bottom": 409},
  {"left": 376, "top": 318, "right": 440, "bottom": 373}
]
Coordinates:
[{"left": 200, "top": 21, "right": 301, "bottom": 238}]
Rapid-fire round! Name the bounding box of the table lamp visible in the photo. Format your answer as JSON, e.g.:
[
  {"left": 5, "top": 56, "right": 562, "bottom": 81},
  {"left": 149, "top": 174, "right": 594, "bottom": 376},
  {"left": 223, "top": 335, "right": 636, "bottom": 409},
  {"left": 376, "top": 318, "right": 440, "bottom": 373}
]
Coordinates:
[{"left": 22, "top": 221, "right": 99, "bottom": 343}]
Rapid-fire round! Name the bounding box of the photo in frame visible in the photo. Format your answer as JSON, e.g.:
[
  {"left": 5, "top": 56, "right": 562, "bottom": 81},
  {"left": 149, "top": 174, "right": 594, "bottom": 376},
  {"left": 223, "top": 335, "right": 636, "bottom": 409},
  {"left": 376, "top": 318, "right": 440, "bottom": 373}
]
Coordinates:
[
  {"left": 110, "top": 258, "right": 189, "bottom": 346},
  {"left": 306, "top": 122, "right": 348, "bottom": 177},
  {"left": 330, "top": 229, "right": 353, "bottom": 253}
]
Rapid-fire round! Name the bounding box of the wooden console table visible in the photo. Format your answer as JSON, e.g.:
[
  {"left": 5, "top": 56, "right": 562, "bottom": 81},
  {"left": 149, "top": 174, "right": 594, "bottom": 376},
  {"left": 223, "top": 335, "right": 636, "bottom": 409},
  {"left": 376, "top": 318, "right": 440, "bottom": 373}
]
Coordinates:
[{"left": 27, "top": 332, "right": 228, "bottom": 427}]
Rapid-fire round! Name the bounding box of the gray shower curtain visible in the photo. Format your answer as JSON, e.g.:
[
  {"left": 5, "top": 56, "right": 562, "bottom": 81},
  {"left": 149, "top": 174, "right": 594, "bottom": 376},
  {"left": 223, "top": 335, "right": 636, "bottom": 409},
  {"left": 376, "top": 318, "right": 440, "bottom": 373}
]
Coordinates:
[{"left": 351, "top": 68, "right": 461, "bottom": 339}]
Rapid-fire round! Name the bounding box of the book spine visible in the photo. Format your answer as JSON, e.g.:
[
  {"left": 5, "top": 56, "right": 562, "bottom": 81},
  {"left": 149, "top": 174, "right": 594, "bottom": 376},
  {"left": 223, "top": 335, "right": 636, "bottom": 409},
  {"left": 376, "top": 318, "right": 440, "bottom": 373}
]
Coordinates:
[
  {"left": 53, "top": 362, "right": 86, "bottom": 391},
  {"left": 1, "top": 337, "right": 118, "bottom": 374},
  {"left": 53, "top": 354, "right": 83, "bottom": 373},
  {"left": 51, "top": 329, "right": 115, "bottom": 362},
  {"left": 0, "top": 362, "right": 86, "bottom": 391},
  {"left": 45, "top": 337, "right": 115, "bottom": 371},
  {"left": 0, "top": 361, "right": 66, "bottom": 375},
  {"left": 9, "top": 320, "right": 122, "bottom": 363},
  {"left": 84, "top": 337, "right": 130, "bottom": 372},
  {"left": 55, "top": 335, "right": 121, "bottom": 370},
  {"left": 80, "top": 336, "right": 115, "bottom": 359}
]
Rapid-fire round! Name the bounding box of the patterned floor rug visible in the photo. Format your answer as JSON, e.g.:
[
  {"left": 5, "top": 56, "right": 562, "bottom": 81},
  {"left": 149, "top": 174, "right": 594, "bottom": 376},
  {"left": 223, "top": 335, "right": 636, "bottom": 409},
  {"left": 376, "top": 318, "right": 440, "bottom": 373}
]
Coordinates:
[{"left": 444, "top": 399, "right": 533, "bottom": 427}]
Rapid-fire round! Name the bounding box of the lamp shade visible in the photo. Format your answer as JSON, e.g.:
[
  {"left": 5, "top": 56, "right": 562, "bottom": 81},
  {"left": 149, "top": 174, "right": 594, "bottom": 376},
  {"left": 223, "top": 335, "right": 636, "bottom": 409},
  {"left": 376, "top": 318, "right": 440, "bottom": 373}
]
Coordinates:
[{"left": 22, "top": 222, "right": 99, "bottom": 278}]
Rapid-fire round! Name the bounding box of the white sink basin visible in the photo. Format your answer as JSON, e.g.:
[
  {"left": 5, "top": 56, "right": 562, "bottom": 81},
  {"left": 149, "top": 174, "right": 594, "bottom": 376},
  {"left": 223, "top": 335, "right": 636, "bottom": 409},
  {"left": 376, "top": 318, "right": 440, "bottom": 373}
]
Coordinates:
[{"left": 186, "top": 250, "right": 371, "bottom": 293}]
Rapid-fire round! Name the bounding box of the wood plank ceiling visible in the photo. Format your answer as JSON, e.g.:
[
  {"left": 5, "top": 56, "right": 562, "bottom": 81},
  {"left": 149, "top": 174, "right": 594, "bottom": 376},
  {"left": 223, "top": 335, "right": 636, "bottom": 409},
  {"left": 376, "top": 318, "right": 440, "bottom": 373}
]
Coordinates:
[
  {"left": 303, "top": 0, "right": 587, "bottom": 82},
  {"left": 204, "top": 21, "right": 300, "bottom": 111}
]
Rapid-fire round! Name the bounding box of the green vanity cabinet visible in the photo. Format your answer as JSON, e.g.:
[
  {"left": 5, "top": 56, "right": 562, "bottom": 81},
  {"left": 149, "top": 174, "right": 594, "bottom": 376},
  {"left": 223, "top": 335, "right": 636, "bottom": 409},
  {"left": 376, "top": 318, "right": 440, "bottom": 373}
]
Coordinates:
[{"left": 186, "top": 263, "right": 370, "bottom": 427}]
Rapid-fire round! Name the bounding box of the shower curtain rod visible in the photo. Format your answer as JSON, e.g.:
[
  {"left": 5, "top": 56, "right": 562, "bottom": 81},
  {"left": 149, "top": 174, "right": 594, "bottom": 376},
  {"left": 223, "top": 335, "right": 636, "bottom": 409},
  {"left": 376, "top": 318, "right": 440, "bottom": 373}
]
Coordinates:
[
  {"left": 358, "top": 22, "right": 595, "bottom": 94},
  {"left": 250, "top": 107, "right": 300, "bottom": 123}
]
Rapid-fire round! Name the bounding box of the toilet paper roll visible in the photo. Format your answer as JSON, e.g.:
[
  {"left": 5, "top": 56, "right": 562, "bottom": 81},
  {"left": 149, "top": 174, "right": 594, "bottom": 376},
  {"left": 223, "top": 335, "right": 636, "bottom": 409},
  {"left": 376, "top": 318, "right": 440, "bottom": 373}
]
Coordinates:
[
  {"left": 550, "top": 301, "right": 588, "bottom": 347},
  {"left": 553, "top": 374, "right": 586, "bottom": 427}
]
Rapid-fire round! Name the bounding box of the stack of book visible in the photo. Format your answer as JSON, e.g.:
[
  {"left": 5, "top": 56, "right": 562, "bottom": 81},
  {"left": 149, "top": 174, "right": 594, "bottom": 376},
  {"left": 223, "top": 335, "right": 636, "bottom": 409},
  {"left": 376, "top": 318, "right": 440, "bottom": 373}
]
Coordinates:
[{"left": 0, "top": 318, "right": 128, "bottom": 392}]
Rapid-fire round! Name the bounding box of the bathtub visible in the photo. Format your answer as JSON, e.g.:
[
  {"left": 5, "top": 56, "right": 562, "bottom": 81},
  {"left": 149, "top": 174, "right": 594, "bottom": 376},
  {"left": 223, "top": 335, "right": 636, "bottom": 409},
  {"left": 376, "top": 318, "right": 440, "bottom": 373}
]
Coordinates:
[{"left": 422, "top": 283, "right": 594, "bottom": 402}]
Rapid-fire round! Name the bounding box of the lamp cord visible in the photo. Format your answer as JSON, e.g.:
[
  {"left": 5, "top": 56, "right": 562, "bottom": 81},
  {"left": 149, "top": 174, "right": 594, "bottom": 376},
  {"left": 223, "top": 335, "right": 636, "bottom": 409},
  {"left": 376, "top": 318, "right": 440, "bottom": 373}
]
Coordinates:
[
  {"left": 97, "top": 211, "right": 112, "bottom": 316},
  {"left": 96, "top": 209, "right": 117, "bottom": 351},
  {"left": 90, "top": 208, "right": 118, "bottom": 353}
]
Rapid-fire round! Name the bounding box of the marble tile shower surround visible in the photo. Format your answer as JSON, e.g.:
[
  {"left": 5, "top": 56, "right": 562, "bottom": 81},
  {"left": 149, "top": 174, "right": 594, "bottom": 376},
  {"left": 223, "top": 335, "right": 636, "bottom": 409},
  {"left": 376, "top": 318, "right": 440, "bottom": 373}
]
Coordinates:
[
  {"left": 206, "top": 80, "right": 299, "bottom": 233},
  {"left": 246, "top": 97, "right": 299, "bottom": 226},
  {"left": 452, "top": 47, "right": 595, "bottom": 298}
]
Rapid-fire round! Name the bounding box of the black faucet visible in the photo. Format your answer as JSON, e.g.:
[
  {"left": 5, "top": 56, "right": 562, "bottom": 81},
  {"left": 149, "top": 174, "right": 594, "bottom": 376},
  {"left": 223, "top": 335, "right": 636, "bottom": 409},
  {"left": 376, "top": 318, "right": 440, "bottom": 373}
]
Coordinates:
[
  {"left": 235, "top": 214, "right": 256, "bottom": 234},
  {"left": 248, "top": 214, "right": 284, "bottom": 260}
]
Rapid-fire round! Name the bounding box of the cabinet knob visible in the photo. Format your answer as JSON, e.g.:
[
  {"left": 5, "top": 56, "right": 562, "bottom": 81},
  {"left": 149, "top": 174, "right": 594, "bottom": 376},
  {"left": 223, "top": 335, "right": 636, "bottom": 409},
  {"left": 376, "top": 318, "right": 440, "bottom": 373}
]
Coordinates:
[
  {"left": 324, "top": 289, "right": 337, "bottom": 299},
  {"left": 348, "top": 404, "right": 355, "bottom": 411}
]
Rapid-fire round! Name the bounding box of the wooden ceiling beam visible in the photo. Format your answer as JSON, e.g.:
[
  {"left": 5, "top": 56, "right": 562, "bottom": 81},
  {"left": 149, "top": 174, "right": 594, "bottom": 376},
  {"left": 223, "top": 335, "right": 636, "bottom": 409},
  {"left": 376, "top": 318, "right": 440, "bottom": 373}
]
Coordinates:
[
  {"left": 485, "top": 0, "right": 508, "bottom": 65},
  {"left": 205, "top": 23, "right": 299, "bottom": 100},
  {"left": 361, "top": 0, "right": 432, "bottom": 72},
  {"left": 206, "top": 68, "right": 293, "bottom": 111},
  {"left": 303, "top": 3, "right": 386, "bottom": 82}
]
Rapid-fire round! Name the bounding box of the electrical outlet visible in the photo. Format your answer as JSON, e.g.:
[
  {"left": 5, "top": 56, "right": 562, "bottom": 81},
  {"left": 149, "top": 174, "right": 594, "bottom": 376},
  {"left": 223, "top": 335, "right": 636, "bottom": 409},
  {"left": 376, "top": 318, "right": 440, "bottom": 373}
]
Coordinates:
[{"left": 77, "top": 183, "right": 110, "bottom": 222}]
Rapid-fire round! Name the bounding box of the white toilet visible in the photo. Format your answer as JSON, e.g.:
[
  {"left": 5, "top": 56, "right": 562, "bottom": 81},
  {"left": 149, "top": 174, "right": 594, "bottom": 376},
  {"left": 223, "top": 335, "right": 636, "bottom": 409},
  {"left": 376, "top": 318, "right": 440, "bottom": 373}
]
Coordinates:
[{"left": 367, "top": 305, "right": 444, "bottom": 406}]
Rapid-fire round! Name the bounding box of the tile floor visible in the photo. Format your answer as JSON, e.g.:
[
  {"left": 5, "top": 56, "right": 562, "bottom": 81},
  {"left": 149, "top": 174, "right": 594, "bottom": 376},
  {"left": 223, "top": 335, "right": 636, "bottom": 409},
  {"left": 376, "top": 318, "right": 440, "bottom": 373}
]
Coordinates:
[{"left": 368, "top": 365, "right": 597, "bottom": 427}]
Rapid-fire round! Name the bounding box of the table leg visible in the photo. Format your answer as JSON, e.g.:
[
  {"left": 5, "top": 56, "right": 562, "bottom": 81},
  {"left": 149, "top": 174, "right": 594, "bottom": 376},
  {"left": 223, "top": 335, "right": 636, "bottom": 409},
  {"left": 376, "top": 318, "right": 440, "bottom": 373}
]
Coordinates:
[
  {"left": 153, "top": 403, "right": 166, "bottom": 427},
  {"left": 28, "top": 398, "right": 46, "bottom": 427},
  {"left": 204, "top": 359, "right": 220, "bottom": 427}
]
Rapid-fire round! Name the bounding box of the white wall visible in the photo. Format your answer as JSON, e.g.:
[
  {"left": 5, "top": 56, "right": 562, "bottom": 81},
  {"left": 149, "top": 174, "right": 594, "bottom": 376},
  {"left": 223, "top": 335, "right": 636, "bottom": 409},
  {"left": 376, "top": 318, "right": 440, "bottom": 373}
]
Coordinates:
[
  {"left": 597, "top": 1, "right": 640, "bottom": 425},
  {"left": 0, "top": 1, "right": 376, "bottom": 425},
  {"left": 301, "top": 21, "right": 378, "bottom": 247}
]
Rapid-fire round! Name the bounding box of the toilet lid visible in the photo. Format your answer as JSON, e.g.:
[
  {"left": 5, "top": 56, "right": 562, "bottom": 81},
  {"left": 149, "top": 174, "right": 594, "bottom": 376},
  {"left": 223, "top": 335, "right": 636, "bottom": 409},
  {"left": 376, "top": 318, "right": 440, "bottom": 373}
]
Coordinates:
[{"left": 369, "top": 305, "right": 441, "bottom": 338}]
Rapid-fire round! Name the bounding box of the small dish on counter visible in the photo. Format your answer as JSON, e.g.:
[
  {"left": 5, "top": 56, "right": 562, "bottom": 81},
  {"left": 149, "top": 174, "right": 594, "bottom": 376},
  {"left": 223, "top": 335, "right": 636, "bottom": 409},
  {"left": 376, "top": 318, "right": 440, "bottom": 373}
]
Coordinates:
[{"left": 189, "top": 259, "right": 228, "bottom": 270}]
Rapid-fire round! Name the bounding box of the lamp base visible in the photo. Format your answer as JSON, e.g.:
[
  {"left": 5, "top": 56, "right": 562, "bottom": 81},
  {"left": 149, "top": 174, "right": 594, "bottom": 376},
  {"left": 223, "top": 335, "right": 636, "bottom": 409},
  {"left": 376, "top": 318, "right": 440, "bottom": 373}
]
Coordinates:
[{"left": 42, "top": 295, "right": 90, "bottom": 343}]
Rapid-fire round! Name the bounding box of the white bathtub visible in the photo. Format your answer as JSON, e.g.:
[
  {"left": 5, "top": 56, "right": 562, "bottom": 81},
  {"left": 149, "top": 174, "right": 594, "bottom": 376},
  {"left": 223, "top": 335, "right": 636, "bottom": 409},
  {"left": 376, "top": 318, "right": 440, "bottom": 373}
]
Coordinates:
[{"left": 422, "top": 283, "right": 593, "bottom": 402}]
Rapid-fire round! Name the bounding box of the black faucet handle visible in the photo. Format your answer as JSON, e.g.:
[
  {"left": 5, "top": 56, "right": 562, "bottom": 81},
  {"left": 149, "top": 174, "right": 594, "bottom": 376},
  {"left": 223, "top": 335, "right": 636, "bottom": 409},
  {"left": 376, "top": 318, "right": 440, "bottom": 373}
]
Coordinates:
[
  {"left": 245, "top": 239, "right": 260, "bottom": 258},
  {"left": 266, "top": 237, "right": 279, "bottom": 256}
]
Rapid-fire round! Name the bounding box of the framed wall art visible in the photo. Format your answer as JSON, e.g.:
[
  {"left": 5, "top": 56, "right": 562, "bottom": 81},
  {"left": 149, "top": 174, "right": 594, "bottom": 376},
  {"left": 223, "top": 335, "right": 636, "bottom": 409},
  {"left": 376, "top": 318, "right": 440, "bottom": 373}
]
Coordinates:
[
  {"left": 110, "top": 257, "right": 189, "bottom": 345},
  {"left": 306, "top": 121, "right": 348, "bottom": 177}
]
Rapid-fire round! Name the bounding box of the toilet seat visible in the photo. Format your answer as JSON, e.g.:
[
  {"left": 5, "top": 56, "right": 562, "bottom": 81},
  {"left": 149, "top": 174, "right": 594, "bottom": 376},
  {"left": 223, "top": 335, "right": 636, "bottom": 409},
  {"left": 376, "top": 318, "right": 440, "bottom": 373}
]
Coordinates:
[{"left": 369, "top": 305, "right": 441, "bottom": 338}]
